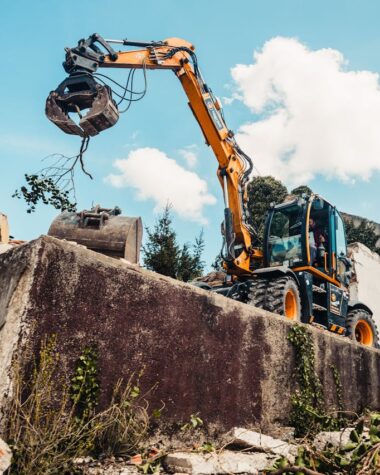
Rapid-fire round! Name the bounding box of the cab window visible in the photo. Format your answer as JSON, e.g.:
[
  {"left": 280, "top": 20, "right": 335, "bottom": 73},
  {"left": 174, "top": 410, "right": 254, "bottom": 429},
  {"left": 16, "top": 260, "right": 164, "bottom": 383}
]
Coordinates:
[{"left": 335, "top": 213, "right": 347, "bottom": 259}]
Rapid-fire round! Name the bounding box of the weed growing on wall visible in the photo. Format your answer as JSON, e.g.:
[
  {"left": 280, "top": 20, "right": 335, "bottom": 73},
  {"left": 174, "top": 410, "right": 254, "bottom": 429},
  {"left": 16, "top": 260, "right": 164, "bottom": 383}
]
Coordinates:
[
  {"left": 2, "top": 338, "right": 155, "bottom": 475},
  {"left": 287, "top": 325, "right": 345, "bottom": 437}
]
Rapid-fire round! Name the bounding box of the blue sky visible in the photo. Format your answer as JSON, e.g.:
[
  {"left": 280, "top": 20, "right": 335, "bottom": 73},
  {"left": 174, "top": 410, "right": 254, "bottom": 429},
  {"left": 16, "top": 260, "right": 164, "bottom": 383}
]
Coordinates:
[{"left": 1, "top": 0, "right": 380, "bottom": 268}]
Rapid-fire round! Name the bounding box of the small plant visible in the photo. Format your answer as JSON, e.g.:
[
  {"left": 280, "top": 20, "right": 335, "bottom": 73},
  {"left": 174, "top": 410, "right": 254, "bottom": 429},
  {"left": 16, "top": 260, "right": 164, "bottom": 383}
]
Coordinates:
[
  {"left": 181, "top": 413, "right": 204, "bottom": 431},
  {"left": 3, "top": 338, "right": 156, "bottom": 474},
  {"left": 71, "top": 345, "right": 99, "bottom": 423},
  {"left": 287, "top": 325, "right": 344, "bottom": 437},
  {"left": 266, "top": 413, "right": 380, "bottom": 474},
  {"left": 4, "top": 337, "right": 99, "bottom": 474},
  {"left": 94, "top": 375, "right": 152, "bottom": 457}
]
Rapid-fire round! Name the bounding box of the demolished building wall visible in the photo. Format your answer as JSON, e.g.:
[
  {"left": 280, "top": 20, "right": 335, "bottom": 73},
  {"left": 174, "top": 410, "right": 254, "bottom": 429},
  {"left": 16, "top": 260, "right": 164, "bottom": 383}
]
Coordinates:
[{"left": 349, "top": 242, "right": 380, "bottom": 330}]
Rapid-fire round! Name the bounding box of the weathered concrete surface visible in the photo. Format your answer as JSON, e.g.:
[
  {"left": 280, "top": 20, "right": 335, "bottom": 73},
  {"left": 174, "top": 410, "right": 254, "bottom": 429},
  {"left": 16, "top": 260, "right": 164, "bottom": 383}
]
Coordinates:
[
  {"left": 0, "top": 236, "right": 380, "bottom": 434},
  {"left": 349, "top": 242, "right": 380, "bottom": 330},
  {"left": 0, "top": 437, "right": 12, "bottom": 474},
  {"left": 164, "top": 451, "right": 275, "bottom": 474}
]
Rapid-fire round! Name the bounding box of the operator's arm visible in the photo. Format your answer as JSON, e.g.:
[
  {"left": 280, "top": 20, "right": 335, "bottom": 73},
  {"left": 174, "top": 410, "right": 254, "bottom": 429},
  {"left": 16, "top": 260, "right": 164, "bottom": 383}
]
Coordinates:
[{"left": 46, "top": 34, "right": 262, "bottom": 275}]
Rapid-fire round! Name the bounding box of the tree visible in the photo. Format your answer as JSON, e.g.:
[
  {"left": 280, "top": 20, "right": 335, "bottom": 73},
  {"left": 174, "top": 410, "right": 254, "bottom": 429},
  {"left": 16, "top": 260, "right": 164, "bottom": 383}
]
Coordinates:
[
  {"left": 143, "top": 205, "right": 205, "bottom": 281},
  {"left": 177, "top": 231, "right": 205, "bottom": 282},
  {"left": 291, "top": 185, "right": 313, "bottom": 197},
  {"left": 246, "top": 176, "right": 288, "bottom": 246},
  {"left": 344, "top": 217, "right": 380, "bottom": 254}
]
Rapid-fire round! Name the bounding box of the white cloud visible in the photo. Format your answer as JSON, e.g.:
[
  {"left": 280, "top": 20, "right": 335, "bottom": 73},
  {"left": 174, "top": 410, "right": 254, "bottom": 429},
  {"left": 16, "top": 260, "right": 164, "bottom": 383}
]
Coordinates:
[
  {"left": 105, "top": 147, "right": 216, "bottom": 224},
  {"left": 179, "top": 144, "right": 198, "bottom": 168},
  {"left": 230, "top": 37, "right": 380, "bottom": 186}
]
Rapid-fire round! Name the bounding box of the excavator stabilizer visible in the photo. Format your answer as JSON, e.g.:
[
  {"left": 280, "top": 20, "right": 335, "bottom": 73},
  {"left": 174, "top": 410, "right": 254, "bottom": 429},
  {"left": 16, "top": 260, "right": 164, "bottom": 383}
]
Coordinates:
[
  {"left": 48, "top": 206, "right": 143, "bottom": 263},
  {"left": 45, "top": 74, "right": 119, "bottom": 137}
]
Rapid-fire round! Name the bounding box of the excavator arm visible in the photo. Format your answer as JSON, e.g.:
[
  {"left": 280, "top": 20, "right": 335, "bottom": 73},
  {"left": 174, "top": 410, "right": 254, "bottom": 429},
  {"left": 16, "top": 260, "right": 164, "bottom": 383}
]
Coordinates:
[{"left": 46, "top": 34, "right": 262, "bottom": 276}]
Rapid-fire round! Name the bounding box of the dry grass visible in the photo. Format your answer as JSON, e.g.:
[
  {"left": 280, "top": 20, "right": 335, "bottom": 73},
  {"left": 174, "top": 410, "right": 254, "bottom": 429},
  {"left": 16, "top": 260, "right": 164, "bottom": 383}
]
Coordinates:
[{"left": 3, "top": 338, "right": 154, "bottom": 475}]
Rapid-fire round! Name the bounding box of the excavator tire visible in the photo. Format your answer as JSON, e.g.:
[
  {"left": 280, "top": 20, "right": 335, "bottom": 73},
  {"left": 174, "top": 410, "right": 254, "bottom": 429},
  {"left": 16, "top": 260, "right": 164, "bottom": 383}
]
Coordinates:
[
  {"left": 265, "top": 276, "right": 301, "bottom": 321},
  {"left": 248, "top": 276, "right": 301, "bottom": 321},
  {"left": 345, "top": 309, "right": 379, "bottom": 348},
  {"left": 247, "top": 278, "right": 268, "bottom": 309}
]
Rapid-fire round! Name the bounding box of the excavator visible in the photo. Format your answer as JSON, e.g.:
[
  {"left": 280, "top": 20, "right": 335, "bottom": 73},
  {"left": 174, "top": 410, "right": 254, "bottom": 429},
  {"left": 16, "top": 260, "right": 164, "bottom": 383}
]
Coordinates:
[{"left": 45, "top": 33, "right": 379, "bottom": 348}]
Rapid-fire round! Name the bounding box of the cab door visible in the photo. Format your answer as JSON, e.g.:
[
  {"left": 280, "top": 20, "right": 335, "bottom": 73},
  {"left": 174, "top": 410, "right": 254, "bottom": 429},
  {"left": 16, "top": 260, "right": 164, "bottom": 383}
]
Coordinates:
[{"left": 333, "top": 211, "right": 348, "bottom": 284}]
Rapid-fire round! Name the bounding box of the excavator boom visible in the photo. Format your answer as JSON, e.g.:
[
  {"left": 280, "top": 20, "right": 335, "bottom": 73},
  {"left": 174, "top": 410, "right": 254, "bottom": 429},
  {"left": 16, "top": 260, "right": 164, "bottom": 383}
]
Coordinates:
[{"left": 46, "top": 33, "right": 261, "bottom": 275}]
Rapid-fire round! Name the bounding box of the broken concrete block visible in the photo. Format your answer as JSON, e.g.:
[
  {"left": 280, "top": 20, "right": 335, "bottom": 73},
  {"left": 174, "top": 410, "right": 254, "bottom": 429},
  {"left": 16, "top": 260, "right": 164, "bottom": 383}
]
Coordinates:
[
  {"left": 313, "top": 429, "right": 352, "bottom": 451},
  {"left": 230, "top": 427, "right": 297, "bottom": 461},
  {"left": 0, "top": 438, "right": 12, "bottom": 474},
  {"left": 164, "top": 450, "right": 275, "bottom": 474},
  {"left": 0, "top": 243, "right": 12, "bottom": 255},
  {"left": 1, "top": 236, "right": 380, "bottom": 436}
]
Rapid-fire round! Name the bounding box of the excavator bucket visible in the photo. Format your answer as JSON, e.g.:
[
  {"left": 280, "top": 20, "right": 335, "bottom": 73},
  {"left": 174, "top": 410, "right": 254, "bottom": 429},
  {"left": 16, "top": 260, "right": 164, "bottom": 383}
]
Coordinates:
[
  {"left": 48, "top": 206, "right": 143, "bottom": 263},
  {"left": 45, "top": 74, "right": 119, "bottom": 137}
]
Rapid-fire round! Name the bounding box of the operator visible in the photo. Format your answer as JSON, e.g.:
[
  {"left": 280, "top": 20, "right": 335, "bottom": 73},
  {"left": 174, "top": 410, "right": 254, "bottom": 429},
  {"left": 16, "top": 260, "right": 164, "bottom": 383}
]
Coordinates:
[{"left": 309, "top": 218, "right": 327, "bottom": 265}]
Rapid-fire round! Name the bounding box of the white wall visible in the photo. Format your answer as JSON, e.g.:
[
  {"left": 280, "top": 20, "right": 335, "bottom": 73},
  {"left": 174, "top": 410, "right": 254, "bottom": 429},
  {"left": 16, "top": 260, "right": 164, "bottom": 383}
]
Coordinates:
[{"left": 348, "top": 242, "right": 380, "bottom": 330}]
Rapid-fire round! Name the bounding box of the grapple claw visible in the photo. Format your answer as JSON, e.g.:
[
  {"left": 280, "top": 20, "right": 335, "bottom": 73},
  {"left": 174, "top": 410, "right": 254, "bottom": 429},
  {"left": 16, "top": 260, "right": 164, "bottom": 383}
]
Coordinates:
[{"left": 46, "top": 74, "right": 119, "bottom": 137}]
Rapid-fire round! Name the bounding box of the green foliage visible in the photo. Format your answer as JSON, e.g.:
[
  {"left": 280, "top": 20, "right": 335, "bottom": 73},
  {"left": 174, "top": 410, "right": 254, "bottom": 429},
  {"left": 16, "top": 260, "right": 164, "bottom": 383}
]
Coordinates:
[
  {"left": 4, "top": 337, "right": 99, "bottom": 474},
  {"left": 246, "top": 176, "right": 288, "bottom": 246},
  {"left": 71, "top": 346, "right": 99, "bottom": 423},
  {"left": 291, "top": 185, "right": 313, "bottom": 197},
  {"left": 344, "top": 217, "right": 380, "bottom": 254},
  {"left": 268, "top": 414, "right": 380, "bottom": 474},
  {"left": 13, "top": 174, "right": 77, "bottom": 213},
  {"left": 4, "top": 338, "right": 155, "bottom": 474},
  {"left": 287, "top": 326, "right": 344, "bottom": 438},
  {"left": 143, "top": 205, "right": 205, "bottom": 281},
  {"left": 177, "top": 231, "right": 205, "bottom": 282},
  {"left": 181, "top": 413, "right": 204, "bottom": 431},
  {"left": 211, "top": 253, "right": 223, "bottom": 271},
  {"left": 94, "top": 375, "right": 153, "bottom": 457},
  {"left": 330, "top": 364, "right": 344, "bottom": 415}
]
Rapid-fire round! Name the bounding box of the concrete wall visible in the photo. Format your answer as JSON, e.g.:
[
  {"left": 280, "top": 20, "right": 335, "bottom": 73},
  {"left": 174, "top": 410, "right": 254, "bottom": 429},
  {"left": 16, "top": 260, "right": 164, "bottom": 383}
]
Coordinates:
[
  {"left": 349, "top": 242, "right": 380, "bottom": 330},
  {"left": 0, "top": 236, "right": 379, "bottom": 434}
]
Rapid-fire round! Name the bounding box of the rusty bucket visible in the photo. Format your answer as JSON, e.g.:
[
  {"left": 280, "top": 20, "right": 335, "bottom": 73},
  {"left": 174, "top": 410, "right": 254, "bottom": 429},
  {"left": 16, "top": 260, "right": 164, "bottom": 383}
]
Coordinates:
[{"left": 48, "top": 206, "right": 143, "bottom": 263}]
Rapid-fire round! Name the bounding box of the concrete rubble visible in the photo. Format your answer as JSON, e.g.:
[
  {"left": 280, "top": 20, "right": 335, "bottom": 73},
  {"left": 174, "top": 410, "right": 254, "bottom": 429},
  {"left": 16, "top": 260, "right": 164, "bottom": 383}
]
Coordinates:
[
  {"left": 230, "top": 427, "right": 297, "bottom": 462},
  {"left": 312, "top": 429, "right": 352, "bottom": 452},
  {"left": 0, "top": 438, "right": 12, "bottom": 475},
  {"left": 164, "top": 451, "right": 276, "bottom": 474}
]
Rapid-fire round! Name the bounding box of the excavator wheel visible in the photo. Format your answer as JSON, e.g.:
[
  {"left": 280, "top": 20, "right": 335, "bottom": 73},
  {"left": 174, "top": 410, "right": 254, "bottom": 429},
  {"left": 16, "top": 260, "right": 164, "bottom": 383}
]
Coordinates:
[
  {"left": 247, "top": 278, "right": 268, "bottom": 309},
  {"left": 345, "top": 309, "right": 379, "bottom": 348},
  {"left": 248, "top": 276, "right": 301, "bottom": 321}
]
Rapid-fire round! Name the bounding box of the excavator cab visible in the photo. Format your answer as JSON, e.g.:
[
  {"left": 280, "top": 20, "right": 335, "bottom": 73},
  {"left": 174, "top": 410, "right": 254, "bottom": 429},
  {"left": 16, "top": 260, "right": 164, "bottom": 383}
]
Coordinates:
[
  {"left": 264, "top": 195, "right": 349, "bottom": 279},
  {"left": 252, "top": 194, "right": 379, "bottom": 347}
]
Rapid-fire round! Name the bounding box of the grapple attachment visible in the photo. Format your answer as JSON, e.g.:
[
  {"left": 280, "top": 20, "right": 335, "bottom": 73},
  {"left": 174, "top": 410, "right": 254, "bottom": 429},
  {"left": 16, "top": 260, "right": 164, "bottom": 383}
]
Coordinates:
[
  {"left": 48, "top": 205, "right": 143, "bottom": 263},
  {"left": 45, "top": 74, "right": 119, "bottom": 137}
]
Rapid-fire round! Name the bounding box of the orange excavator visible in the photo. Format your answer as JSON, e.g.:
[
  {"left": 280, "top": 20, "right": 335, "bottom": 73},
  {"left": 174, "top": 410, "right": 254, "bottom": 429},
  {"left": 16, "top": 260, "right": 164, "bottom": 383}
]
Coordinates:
[{"left": 46, "top": 33, "right": 379, "bottom": 347}]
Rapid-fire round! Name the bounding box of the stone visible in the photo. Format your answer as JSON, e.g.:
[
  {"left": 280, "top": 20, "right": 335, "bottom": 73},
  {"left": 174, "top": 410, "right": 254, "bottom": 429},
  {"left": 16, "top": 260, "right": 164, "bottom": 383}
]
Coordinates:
[
  {"left": 0, "top": 243, "right": 12, "bottom": 255},
  {"left": 0, "top": 438, "right": 12, "bottom": 474},
  {"left": 230, "top": 427, "right": 297, "bottom": 462},
  {"left": 313, "top": 429, "right": 352, "bottom": 451},
  {"left": 164, "top": 451, "right": 275, "bottom": 474},
  {"left": 0, "top": 236, "right": 380, "bottom": 435},
  {"left": 83, "top": 462, "right": 138, "bottom": 474}
]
